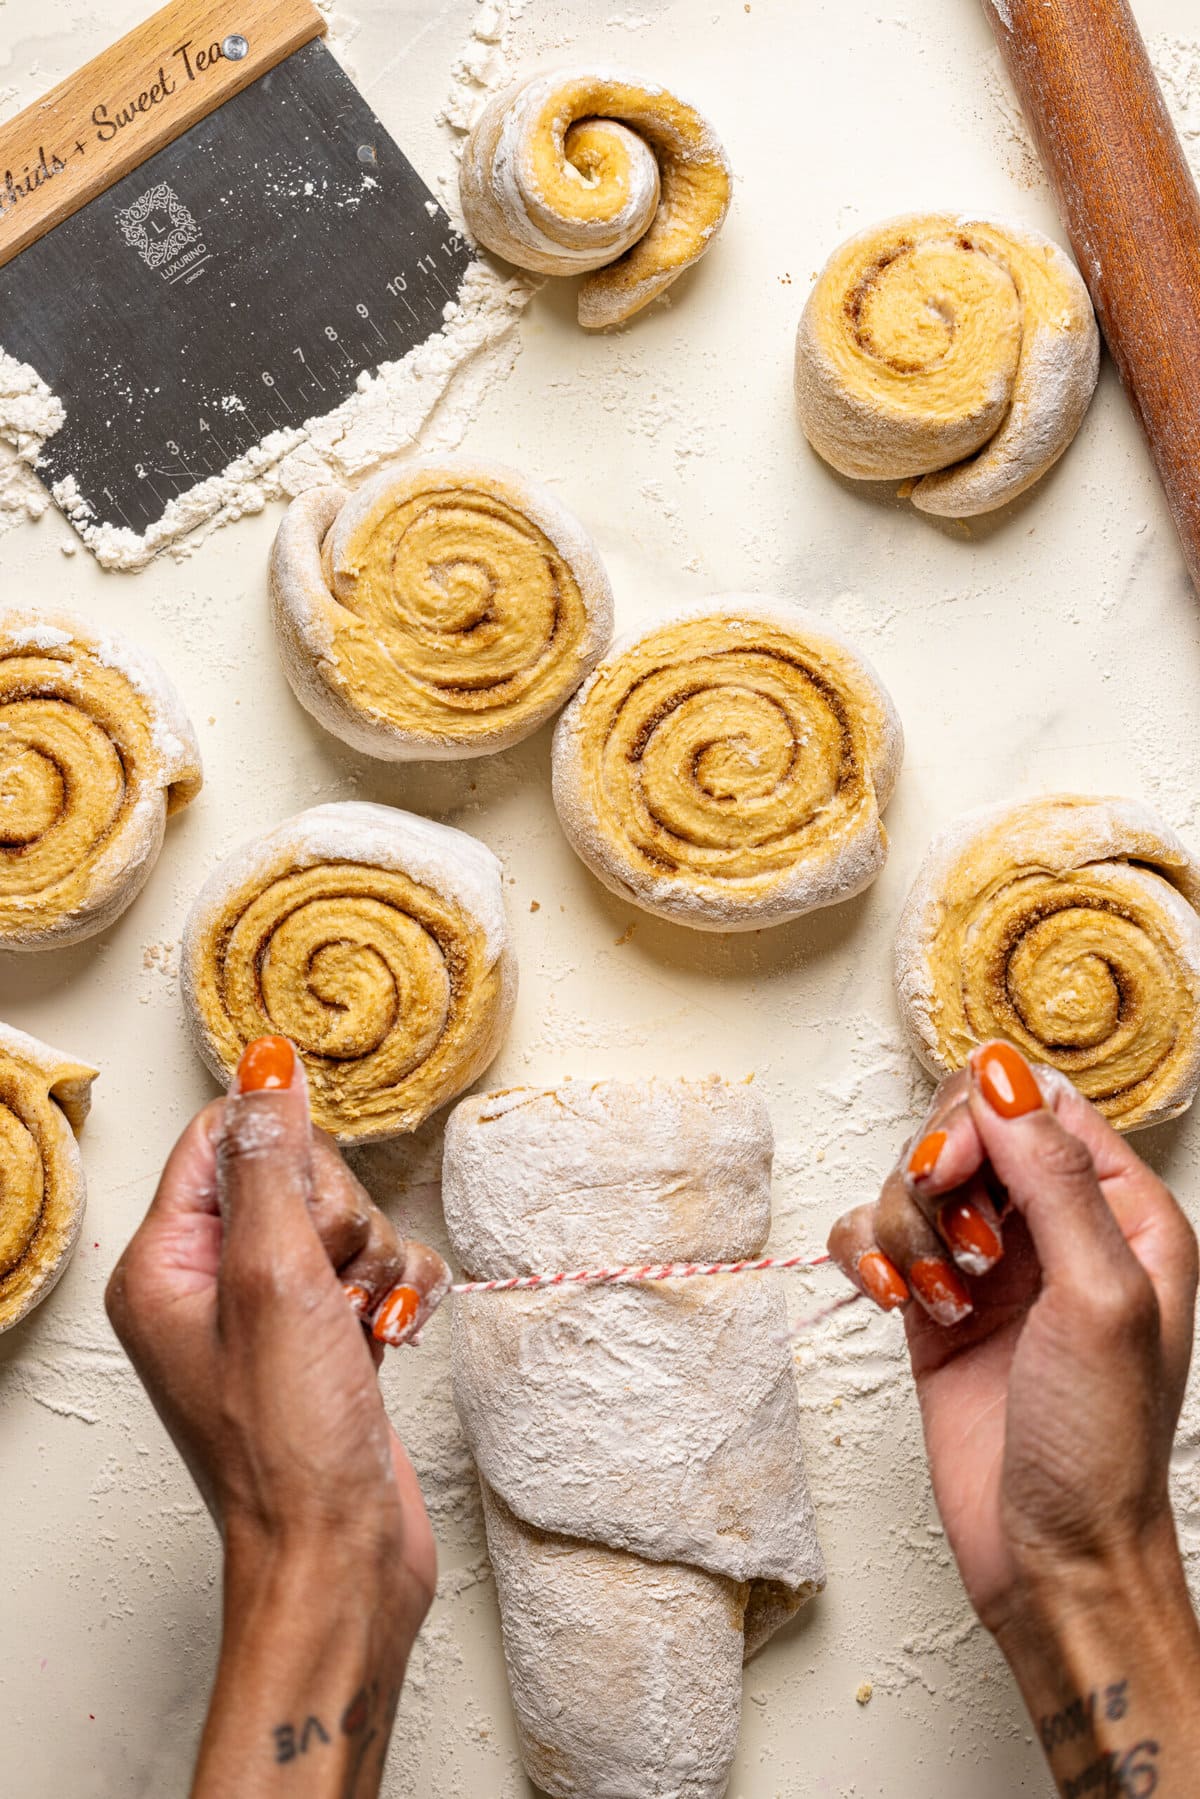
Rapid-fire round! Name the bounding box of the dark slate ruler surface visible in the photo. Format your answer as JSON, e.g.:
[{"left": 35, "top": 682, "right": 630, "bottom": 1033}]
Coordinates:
[{"left": 0, "top": 39, "right": 473, "bottom": 536}]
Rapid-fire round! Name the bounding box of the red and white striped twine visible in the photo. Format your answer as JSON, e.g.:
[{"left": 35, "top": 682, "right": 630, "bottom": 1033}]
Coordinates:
[
  {"left": 447, "top": 1252, "right": 865, "bottom": 1343},
  {"left": 449, "top": 1250, "right": 833, "bottom": 1295}
]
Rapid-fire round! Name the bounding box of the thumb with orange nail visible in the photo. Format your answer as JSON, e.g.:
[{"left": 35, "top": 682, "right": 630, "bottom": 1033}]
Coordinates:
[
  {"left": 828, "top": 1040, "right": 1200, "bottom": 1790},
  {"left": 106, "top": 1034, "right": 450, "bottom": 1798}
]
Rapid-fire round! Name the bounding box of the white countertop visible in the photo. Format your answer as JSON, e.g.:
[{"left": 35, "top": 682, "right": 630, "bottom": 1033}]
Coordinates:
[{"left": 3, "top": 0, "right": 1199, "bottom": 1792}]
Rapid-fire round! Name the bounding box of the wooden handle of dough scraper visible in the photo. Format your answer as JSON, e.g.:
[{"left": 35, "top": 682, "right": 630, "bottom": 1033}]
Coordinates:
[
  {"left": 0, "top": 0, "right": 325, "bottom": 271},
  {"left": 981, "top": 0, "right": 1200, "bottom": 593}
]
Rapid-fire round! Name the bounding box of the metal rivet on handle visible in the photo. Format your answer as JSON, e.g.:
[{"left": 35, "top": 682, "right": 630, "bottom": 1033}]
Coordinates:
[
  {"left": 221, "top": 33, "right": 250, "bottom": 60},
  {"left": 357, "top": 144, "right": 378, "bottom": 164}
]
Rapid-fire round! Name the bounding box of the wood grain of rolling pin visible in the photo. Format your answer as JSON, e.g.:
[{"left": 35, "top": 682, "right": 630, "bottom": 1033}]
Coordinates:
[{"left": 982, "top": 0, "right": 1200, "bottom": 593}]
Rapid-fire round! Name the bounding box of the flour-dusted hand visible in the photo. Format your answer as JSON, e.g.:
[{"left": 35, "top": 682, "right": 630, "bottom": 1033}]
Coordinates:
[
  {"left": 828, "top": 1041, "right": 1200, "bottom": 1796},
  {"left": 106, "top": 1036, "right": 449, "bottom": 1799}
]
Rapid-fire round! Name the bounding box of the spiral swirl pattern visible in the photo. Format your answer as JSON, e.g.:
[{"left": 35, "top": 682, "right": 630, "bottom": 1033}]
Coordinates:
[
  {"left": 459, "top": 68, "right": 732, "bottom": 329},
  {"left": 0, "top": 1021, "right": 95, "bottom": 1332},
  {"left": 794, "top": 214, "right": 1099, "bottom": 517},
  {"left": 896, "top": 795, "right": 1200, "bottom": 1132},
  {"left": 182, "top": 803, "right": 516, "bottom": 1143},
  {"left": 0, "top": 612, "right": 202, "bottom": 949},
  {"left": 552, "top": 604, "right": 903, "bottom": 931},
  {"left": 270, "top": 463, "right": 613, "bottom": 761}
]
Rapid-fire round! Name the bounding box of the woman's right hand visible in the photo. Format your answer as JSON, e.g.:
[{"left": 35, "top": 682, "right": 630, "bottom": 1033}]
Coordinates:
[
  {"left": 106, "top": 1037, "right": 451, "bottom": 1798},
  {"left": 828, "top": 1042, "right": 1200, "bottom": 1795}
]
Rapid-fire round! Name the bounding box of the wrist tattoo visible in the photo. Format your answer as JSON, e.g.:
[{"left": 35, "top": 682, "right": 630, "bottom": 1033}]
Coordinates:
[
  {"left": 1039, "top": 1682, "right": 1158, "bottom": 1798},
  {"left": 273, "top": 1717, "right": 331, "bottom": 1763},
  {"left": 1040, "top": 1682, "right": 1130, "bottom": 1754},
  {"left": 1062, "top": 1743, "right": 1159, "bottom": 1799},
  {"left": 271, "top": 1679, "right": 402, "bottom": 1794}
]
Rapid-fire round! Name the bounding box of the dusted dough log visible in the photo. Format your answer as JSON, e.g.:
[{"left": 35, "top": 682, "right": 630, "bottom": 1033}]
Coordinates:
[
  {"left": 794, "top": 214, "right": 1099, "bottom": 517},
  {"left": 0, "top": 1020, "right": 96, "bottom": 1332},
  {"left": 551, "top": 599, "right": 903, "bottom": 931},
  {"left": 181, "top": 802, "right": 516, "bottom": 1144},
  {"left": 0, "top": 610, "right": 202, "bottom": 949},
  {"left": 480, "top": 1484, "right": 750, "bottom": 1799},
  {"left": 270, "top": 462, "right": 613, "bottom": 761},
  {"left": 896, "top": 794, "right": 1200, "bottom": 1131},
  {"left": 460, "top": 67, "right": 731, "bottom": 329},
  {"left": 446, "top": 1078, "right": 825, "bottom": 1799}
]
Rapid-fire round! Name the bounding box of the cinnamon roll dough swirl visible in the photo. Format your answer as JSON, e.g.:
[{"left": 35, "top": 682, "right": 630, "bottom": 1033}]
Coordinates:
[
  {"left": 552, "top": 601, "right": 903, "bottom": 930},
  {"left": 896, "top": 795, "right": 1200, "bottom": 1131},
  {"left": 0, "top": 612, "right": 202, "bottom": 949},
  {"left": 270, "top": 462, "right": 613, "bottom": 760},
  {"left": 459, "top": 67, "right": 732, "bottom": 329},
  {"left": 181, "top": 802, "right": 516, "bottom": 1144},
  {"left": 0, "top": 1021, "right": 96, "bottom": 1332},
  {"left": 794, "top": 214, "right": 1100, "bottom": 516}
]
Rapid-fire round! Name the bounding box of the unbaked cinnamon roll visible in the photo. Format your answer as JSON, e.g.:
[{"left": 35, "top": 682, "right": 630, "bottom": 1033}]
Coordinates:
[
  {"left": 896, "top": 795, "right": 1200, "bottom": 1131},
  {"left": 0, "top": 611, "right": 202, "bottom": 949},
  {"left": 0, "top": 1020, "right": 96, "bottom": 1332},
  {"left": 551, "top": 600, "right": 903, "bottom": 930},
  {"left": 460, "top": 68, "right": 732, "bottom": 328},
  {"left": 181, "top": 803, "right": 516, "bottom": 1143},
  {"left": 270, "top": 462, "right": 612, "bottom": 760},
  {"left": 794, "top": 214, "right": 1099, "bottom": 516}
]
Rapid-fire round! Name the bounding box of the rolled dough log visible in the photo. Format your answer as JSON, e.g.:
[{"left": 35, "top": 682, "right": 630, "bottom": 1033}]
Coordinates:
[{"left": 446, "top": 1077, "right": 825, "bottom": 1799}]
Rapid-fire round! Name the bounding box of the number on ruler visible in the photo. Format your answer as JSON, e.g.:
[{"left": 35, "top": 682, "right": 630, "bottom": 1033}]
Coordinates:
[
  {"left": 166, "top": 440, "right": 181, "bottom": 457},
  {"left": 262, "top": 371, "right": 276, "bottom": 388},
  {"left": 325, "top": 326, "right": 339, "bottom": 342},
  {"left": 356, "top": 303, "right": 370, "bottom": 319},
  {"left": 135, "top": 462, "right": 147, "bottom": 479},
  {"left": 386, "top": 275, "right": 408, "bottom": 295}
]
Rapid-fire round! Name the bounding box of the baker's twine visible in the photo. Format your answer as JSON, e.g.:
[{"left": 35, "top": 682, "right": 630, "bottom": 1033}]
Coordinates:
[{"left": 447, "top": 1252, "right": 864, "bottom": 1342}]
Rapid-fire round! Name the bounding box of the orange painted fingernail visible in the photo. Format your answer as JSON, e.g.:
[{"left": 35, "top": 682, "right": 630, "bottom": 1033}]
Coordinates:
[
  {"left": 342, "top": 1283, "right": 371, "bottom": 1317},
  {"left": 235, "top": 1036, "right": 295, "bottom": 1094},
  {"left": 972, "top": 1041, "right": 1042, "bottom": 1119},
  {"left": 910, "top": 1257, "right": 972, "bottom": 1326},
  {"left": 373, "top": 1284, "right": 422, "bottom": 1346},
  {"left": 942, "top": 1202, "right": 1003, "bottom": 1274},
  {"left": 857, "top": 1251, "right": 909, "bottom": 1311},
  {"left": 908, "top": 1131, "right": 947, "bottom": 1181}
]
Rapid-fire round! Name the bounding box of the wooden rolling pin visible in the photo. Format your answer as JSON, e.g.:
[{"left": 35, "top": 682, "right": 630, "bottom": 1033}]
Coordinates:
[{"left": 982, "top": 0, "right": 1200, "bottom": 592}]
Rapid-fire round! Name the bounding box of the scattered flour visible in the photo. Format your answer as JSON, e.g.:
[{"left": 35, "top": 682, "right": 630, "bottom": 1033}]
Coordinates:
[
  {"left": 440, "top": 0, "right": 532, "bottom": 138},
  {"left": 0, "top": 350, "right": 65, "bottom": 536}
]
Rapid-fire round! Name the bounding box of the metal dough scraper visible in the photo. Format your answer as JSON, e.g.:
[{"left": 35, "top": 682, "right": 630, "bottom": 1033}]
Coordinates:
[{"left": 0, "top": 0, "right": 472, "bottom": 553}]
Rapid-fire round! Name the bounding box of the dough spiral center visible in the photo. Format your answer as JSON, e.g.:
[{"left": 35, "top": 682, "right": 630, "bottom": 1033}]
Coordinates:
[
  {"left": 348, "top": 488, "right": 579, "bottom": 706},
  {"left": 218, "top": 865, "right": 463, "bottom": 1119},
  {"left": 0, "top": 691, "right": 126, "bottom": 901},
  {"left": 184, "top": 811, "right": 514, "bottom": 1146},
  {"left": 600, "top": 649, "right": 859, "bottom": 878},
  {"left": 845, "top": 238, "right": 1020, "bottom": 392},
  {"left": 972, "top": 879, "right": 1181, "bottom": 1096}
]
